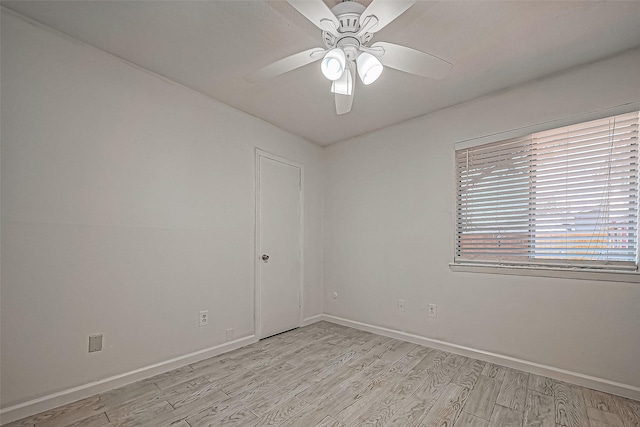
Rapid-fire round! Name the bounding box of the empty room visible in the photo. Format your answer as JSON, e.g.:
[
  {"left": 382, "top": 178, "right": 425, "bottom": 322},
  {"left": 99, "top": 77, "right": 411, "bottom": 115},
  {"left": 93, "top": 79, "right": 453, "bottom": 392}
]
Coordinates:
[{"left": 1, "top": 1, "right": 639, "bottom": 426}]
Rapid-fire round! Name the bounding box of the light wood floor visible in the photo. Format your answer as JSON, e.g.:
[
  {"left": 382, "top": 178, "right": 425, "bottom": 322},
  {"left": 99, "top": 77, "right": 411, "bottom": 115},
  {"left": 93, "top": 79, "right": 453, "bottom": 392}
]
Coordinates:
[{"left": 6, "top": 322, "right": 640, "bottom": 427}]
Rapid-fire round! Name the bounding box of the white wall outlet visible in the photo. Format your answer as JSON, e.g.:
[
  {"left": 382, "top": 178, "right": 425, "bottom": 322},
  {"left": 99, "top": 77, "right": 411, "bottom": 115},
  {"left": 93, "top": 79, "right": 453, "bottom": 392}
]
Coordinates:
[
  {"left": 226, "top": 328, "right": 234, "bottom": 341},
  {"left": 198, "top": 310, "right": 209, "bottom": 327},
  {"left": 88, "top": 334, "right": 103, "bottom": 353},
  {"left": 398, "top": 299, "right": 406, "bottom": 313},
  {"left": 428, "top": 304, "right": 437, "bottom": 318}
]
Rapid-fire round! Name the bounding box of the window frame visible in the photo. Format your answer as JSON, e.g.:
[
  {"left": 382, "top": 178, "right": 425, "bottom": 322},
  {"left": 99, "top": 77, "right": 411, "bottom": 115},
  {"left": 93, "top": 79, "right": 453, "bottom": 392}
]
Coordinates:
[{"left": 451, "top": 104, "right": 640, "bottom": 283}]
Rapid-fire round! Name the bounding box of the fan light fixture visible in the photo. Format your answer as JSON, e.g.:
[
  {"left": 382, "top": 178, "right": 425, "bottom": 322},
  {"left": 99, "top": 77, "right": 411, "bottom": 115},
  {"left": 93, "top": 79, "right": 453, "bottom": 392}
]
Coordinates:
[
  {"left": 356, "top": 52, "right": 383, "bottom": 85},
  {"left": 244, "top": 0, "right": 454, "bottom": 115},
  {"left": 321, "top": 48, "right": 346, "bottom": 81}
]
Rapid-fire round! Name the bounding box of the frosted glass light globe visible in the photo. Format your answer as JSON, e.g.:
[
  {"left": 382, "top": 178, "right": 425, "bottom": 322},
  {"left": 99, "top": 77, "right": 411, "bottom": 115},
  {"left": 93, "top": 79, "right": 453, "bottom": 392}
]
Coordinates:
[
  {"left": 357, "top": 52, "right": 383, "bottom": 85},
  {"left": 321, "top": 48, "right": 346, "bottom": 81}
]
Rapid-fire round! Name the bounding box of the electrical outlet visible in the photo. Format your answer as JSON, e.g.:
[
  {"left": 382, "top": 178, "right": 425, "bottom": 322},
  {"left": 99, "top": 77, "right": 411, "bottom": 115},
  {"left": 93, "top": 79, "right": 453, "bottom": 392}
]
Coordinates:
[
  {"left": 88, "top": 334, "right": 103, "bottom": 353},
  {"left": 398, "top": 299, "right": 406, "bottom": 313},
  {"left": 428, "top": 304, "right": 437, "bottom": 318},
  {"left": 226, "top": 328, "right": 234, "bottom": 341},
  {"left": 199, "top": 310, "right": 209, "bottom": 327}
]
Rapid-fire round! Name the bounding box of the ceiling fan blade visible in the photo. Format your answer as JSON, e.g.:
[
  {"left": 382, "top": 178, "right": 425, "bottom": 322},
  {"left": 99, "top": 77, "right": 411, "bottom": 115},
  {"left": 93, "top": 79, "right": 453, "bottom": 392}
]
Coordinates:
[
  {"left": 360, "top": 0, "right": 416, "bottom": 33},
  {"left": 360, "top": 45, "right": 385, "bottom": 57},
  {"left": 335, "top": 64, "right": 355, "bottom": 115},
  {"left": 355, "top": 16, "right": 379, "bottom": 37},
  {"left": 244, "top": 48, "right": 326, "bottom": 83},
  {"left": 331, "top": 65, "right": 353, "bottom": 95},
  {"left": 335, "top": 92, "right": 354, "bottom": 115},
  {"left": 372, "top": 42, "right": 452, "bottom": 79},
  {"left": 288, "top": 0, "right": 340, "bottom": 34}
]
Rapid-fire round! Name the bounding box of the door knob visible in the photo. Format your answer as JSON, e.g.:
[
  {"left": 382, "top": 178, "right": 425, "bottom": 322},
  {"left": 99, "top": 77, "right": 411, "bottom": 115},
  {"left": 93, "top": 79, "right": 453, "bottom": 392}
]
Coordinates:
[{"left": 262, "top": 254, "right": 270, "bottom": 262}]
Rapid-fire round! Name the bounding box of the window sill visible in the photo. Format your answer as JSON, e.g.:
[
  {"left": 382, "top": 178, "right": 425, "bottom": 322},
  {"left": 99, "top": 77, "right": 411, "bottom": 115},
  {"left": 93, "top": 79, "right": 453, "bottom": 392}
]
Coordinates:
[{"left": 449, "top": 262, "right": 639, "bottom": 283}]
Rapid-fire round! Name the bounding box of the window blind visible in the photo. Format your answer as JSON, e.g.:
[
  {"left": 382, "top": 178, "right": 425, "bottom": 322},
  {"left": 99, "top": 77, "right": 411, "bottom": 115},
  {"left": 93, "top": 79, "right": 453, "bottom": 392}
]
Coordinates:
[{"left": 455, "top": 111, "right": 639, "bottom": 270}]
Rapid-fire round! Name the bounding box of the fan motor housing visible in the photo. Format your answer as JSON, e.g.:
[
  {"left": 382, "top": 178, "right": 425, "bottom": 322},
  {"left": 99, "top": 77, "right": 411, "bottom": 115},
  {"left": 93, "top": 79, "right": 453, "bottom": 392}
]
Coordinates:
[
  {"left": 333, "top": 1, "right": 364, "bottom": 32},
  {"left": 322, "top": 1, "right": 373, "bottom": 49}
]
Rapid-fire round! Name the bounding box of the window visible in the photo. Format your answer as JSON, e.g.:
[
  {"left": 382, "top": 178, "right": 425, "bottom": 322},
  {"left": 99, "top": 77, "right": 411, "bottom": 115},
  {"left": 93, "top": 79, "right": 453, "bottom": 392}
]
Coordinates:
[{"left": 455, "top": 111, "right": 639, "bottom": 271}]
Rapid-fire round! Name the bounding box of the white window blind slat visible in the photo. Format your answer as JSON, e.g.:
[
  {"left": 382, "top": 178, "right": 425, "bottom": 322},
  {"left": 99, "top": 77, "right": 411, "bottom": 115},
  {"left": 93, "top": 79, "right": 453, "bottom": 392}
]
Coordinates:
[
  {"left": 455, "top": 111, "right": 640, "bottom": 270},
  {"left": 533, "top": 126, "right": 638, "bottom": 149},
  {"left": 462, "top": 131, "right": 637, "bottom": 164},
  {"left": 459, "top": 133, "right": 637, "bottom": 167}
]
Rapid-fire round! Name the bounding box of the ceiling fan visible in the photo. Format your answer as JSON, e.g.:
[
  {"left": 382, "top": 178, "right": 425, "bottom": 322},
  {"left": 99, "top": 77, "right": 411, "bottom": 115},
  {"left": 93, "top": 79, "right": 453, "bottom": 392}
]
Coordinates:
[{"left": 245, "top": 0, "right": 453, "bottom": 115}]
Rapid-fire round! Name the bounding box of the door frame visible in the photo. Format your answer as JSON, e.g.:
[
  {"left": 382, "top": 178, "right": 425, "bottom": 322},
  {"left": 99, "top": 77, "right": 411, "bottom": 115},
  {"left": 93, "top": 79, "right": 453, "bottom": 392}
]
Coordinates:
[{"left": 254, "top": 148, "right": 304, "bottom": 339}]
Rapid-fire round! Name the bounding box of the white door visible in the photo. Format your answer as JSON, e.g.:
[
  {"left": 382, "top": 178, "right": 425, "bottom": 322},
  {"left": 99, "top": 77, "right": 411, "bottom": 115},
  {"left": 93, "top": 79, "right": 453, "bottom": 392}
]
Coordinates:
[{"left": 257, "top": 153, "right": 301, "bottom": 339}]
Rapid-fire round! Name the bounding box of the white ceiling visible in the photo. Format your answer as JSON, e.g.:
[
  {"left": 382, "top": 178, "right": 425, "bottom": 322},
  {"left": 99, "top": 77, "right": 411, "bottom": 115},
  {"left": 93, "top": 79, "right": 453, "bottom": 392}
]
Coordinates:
[{"left": 3, "top": 1, "right": 640, "bottom": 145}]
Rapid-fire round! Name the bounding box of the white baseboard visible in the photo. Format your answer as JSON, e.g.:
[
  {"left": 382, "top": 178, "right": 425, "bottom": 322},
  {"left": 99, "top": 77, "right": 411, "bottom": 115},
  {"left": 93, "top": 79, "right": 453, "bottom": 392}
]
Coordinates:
[
  {"left": 0, "top": 335, "right": 257, "bottom": 425},
  {"left": 4, "top": 316, "right": 639, "bottom": 425},
  {"left": 301, "top": 314, "right": 325, "bottom": 327},
  {"left": 1, "top": 317, "right": 323, "bottom": 425},
  {"left": 321, "top": 314, "right": 640, "bottom": 401}
]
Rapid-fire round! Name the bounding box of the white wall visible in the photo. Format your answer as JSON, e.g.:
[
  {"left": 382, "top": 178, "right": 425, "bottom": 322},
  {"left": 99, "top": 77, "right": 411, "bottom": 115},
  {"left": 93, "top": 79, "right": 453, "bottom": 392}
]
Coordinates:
[
  {"left": 0, "top": 10, "right": 324, "bottom": 408},
  {"left": 324, "top": 48, "right": 640, "bottom": 390},
  {"left": 3, "top": 4, "right": 640, "bottom": 414}
]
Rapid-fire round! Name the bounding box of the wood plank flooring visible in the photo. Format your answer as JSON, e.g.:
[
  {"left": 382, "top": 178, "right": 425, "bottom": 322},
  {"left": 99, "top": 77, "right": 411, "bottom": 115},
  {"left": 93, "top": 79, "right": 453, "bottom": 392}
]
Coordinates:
[{"left": 5, "top": 322, "right": 639, "bottom": 427}]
